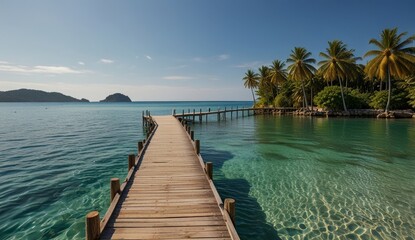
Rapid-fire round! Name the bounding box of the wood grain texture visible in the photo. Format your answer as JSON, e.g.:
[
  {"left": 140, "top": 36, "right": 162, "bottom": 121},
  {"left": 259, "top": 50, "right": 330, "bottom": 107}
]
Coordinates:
[{"left": 101, "top": 116, "right": 236, "bottom": 239}]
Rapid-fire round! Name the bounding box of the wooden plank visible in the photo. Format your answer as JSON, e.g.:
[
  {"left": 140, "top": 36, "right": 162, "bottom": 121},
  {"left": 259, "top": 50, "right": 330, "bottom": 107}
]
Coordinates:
[{"left": 101, "top": 116, "right": 237, "bottom": 239}]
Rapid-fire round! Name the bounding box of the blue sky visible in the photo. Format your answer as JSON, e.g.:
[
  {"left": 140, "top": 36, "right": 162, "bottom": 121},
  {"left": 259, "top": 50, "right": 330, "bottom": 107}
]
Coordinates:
[{"left": 0, "top": 0, "right": 414, "bottom": 101}]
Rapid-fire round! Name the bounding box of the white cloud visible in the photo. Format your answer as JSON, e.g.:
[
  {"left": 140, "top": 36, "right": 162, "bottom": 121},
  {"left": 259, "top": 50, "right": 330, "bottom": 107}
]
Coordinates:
[
  {"left": 0, "top": 63, "right": 83, "bottom": 74},
  {"left": 162, "top": 75, "right": 194, "bottom": 81},
  {"left": 233, "top": 61, "right": 263, "bottom": 68},
  {"left": 218, "top": 54, "right": 230, "bottom": 61},
  {"left": 78, "top": 61, "right": 85, "bottom": 65},
  {"left": 100, "top": 58, "right": 114, "bottom": 64},
  {"left": 146, "top": 55, "right": 152, "bottom": 60}
]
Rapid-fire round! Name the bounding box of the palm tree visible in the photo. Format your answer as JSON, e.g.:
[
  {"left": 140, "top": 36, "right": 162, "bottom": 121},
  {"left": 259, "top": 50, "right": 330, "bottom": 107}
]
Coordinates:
[
  {"left": 318, "top": 40, "right": 361, "bottom": 111},
  {"left": 364, "top": 28, "right": 415, "bottom": 112},
  {"left": 269, "top": 60, "right": 288, "bottom": 96},
  {"left": 287, "top": 47, "right": 316, "bottom": 109},
  {"left": 243, "top": 69, "right": 260, "bottom": 105},
  {"left": 258, "top": 65, "right": 273, "bottom": 104}
]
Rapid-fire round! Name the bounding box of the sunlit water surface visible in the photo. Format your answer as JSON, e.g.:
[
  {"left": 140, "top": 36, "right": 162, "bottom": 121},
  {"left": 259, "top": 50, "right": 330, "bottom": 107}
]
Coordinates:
[{"left": 0, "top": 102, "right": 414, "bottom": 239}]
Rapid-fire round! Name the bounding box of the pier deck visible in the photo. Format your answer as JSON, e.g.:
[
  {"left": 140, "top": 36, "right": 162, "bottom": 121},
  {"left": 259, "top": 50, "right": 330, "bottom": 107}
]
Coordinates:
[{"left": 99, "top": 116, "right": 237, "bottom": 239}]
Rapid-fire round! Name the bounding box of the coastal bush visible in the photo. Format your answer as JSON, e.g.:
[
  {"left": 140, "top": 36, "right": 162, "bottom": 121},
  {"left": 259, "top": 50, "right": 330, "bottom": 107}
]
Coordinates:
[
  {"left": 314, "top": 86, "right": 371, "bottom": 110},
  {"left": 370, "top": 90, "right": 411, "bottom": 110},
  {"left": 347, "top": 89, "right": 370, "bottom": 109},
  {"left": 314, "top": 86, "right": 344, "bottom": 110},
  {"left": 273, "top": 94, "right": 292, "bottom": 107},
  {"left": 255, "top": 97, "right": 269, "bottom": 108}
]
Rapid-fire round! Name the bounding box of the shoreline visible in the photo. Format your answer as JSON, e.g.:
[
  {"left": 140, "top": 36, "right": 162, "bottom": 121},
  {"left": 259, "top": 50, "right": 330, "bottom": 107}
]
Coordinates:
[{"left": 257, "top": 108, "right": 415, "bottom": 119}]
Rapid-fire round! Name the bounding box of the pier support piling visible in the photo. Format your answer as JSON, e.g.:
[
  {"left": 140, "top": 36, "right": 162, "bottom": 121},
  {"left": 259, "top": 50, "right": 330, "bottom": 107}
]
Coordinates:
[
  {"left": 195, "top": 140, "right": 200, "bottom": 155},
  {"left": 128, "top": 154, "right": 135, "bottom": 170},
  {"left": 224, "top": 198, "right": 236, "bottom": 225},
  {"left": 86, "top": 211, "right": 100, "bottom": 240},
  {"left": 190, "top": 130, "right": 194, "bottom": 141},
  {"left": 110, "top": 178, "right": 120, "bottom": 202},
  {"left": 205, "top": 162, "right": 213, "bottom": 180}
]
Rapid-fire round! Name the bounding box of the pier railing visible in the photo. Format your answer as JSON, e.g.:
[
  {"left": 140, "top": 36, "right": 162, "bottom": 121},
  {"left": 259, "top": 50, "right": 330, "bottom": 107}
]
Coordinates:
[
  {"left": 179, "top": 118, "right": 240, "bottom": 239},
  {"left": 173, "top": 106, "right": 297, "bottom": 123},
  {"left": 85, "top": 113, "right": 240, "bottom": 239},
  {"left": 85, "top": 116, "right": 157, "bottom": 240}
]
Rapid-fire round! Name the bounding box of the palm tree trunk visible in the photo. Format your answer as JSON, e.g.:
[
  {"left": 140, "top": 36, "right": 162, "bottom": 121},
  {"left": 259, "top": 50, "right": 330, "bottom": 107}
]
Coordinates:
[
  {"left": 338, "top": 78, "right": 348, "bottom": 112},
  {"left": 310, "top": 79, "right": 313, "bottom": 111},
  {"left": 251, "top": 88, "right": 256, "bottom": 106},
  {"left": 301, "top": 80, "right": 309, "bottom": 110},
  {"left": 385, "top": 67, "right": 391, "bottom": 113}
]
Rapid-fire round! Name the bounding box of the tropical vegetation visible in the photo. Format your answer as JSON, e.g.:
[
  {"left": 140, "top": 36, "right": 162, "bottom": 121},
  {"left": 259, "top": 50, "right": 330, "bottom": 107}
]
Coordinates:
[
  {"left": 242, "top": 28, "right": 415, "bottom": 112},
  {"left": 242, "top": 69, "right": 259, "bottom": 105}
]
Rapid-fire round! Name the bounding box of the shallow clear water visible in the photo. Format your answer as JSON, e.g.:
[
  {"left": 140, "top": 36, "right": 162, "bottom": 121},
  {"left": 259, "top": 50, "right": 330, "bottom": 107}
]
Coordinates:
[
  {"left": 195, "top": 116, "right": 415, "bottom": 240},
  {"left": 0, "top": 103, "right": 414, "bottom": 239}
]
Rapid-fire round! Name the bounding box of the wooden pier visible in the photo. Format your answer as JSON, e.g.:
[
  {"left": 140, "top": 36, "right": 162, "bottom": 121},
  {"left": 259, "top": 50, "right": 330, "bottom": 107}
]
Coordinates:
[
  {"left": 173, "top": 107, "right": 297, "bottom": 123},
  {"left": 86, "top": 115, "right": 239, "bottom": 239}
]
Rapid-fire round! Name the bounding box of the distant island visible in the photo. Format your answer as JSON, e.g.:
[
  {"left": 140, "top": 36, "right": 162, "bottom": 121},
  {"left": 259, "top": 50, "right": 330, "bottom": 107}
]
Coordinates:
[
  {"left": 0, "top": 89, "right": 89, "bottom": 102},
  {"left": 100, "top": 93, "right": 132, "bottom": 102}
]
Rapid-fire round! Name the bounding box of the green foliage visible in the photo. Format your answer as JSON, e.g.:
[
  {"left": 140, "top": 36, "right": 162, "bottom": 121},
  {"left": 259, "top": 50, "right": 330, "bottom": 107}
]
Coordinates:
[
  {"left": 314, "top": 86, "right": 370, "bottom": 110},
  {"left": 273, "top": 94, "right": 292, "bottom": 107},
  {"left": 409, "top": 87, "right": 415, "bottom": 108},
  {"left": 347, "top": 89, "right": 370, "bottom": 109},
  {"left": 370, "top": 90, "right": 411, "bottom": 110},
  {"left": 256, "top": 97, "right": 271, "bottom": 107},
  {"left": 314, "top": 86, "right": 344, "bottom": 110}
]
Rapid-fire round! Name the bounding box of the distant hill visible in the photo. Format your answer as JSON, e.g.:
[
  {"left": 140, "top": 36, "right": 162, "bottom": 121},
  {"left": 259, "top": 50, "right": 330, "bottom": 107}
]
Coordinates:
[
  {"left": 100, "top": 93, "right": 132, "bottom": 102},
  {"left": 0, "top": 89, "right": 89, "bottom": 102}
]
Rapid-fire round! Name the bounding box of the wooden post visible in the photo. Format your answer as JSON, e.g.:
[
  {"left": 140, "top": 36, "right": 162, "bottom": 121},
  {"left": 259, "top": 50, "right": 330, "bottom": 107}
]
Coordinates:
[
  {"left": 190, "top": 130, "right": 194, "bottom": 141},
  {"left": 236, "top": 106, "right": 238, "bottom": 118},
  {"left": 110, "top": 178, "right": 120, "bottom": 202},
  {"left": 182, "top": 109, "right": 185, "bottom": 116},
  {"left": 86, "top": 211, "right": 100, "bottom": 240},
  {"left": 138, "top": 141, "right": 143, "bottom": 153},
  {"left": 199, "top": 109, "right": 202, "bottom": 123},
  {"left": 231, "top": 106, "right": 233, "bottom": 119},
  {"left": 128, "top": 154, "right": 135, "bottom": 170},
  {"left": 195, "top": 140, "right": 200, "bottom": 155},
  {"left": 217, "top": 108, "right": 220, "bottom": 121},
  {"left": 143, "top": 139, "right": 146, "bottom": 144},
  {"left": 205, "top": 162, "right": 213, "bottom": 180},
  {"left": 224, "top": 107, "right": 226, "bottom": 121},
  {"left": 193, "top": 109, "right": 195, "bottom": 122},
  {"left": 224, "top": 198, "right": 236, "bottom": 225}
]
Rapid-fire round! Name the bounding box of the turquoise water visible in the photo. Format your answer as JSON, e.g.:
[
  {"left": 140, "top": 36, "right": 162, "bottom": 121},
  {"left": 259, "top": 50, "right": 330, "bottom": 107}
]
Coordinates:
[
  {"left": 0, "top": 102, "right": 414, "bottom": 239},
  {"left": 195, "top": 116, "right": 415, "bottom": 239}
]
